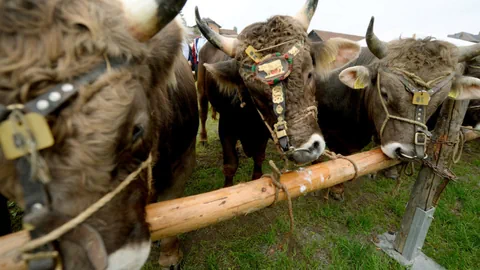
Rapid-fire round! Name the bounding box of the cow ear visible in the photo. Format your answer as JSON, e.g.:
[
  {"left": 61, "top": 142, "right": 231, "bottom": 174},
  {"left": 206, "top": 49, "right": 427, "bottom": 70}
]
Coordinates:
[
  {"left": 311, "top": 38, "right": 361, "bottom": 75},
  {"left": 339, "top": 66, "right": 371, "bottom": 90},
  {"left": 204, "top": 59, "right": 242, "bottom": 95},
  {"left": 449, "top": 76, "right": 480, "bottom": 100}
]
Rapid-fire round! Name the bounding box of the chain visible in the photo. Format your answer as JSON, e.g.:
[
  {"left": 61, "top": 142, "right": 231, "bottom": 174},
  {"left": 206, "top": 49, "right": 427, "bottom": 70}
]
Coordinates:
[{"left": 422, "top": 159, "right": 457, "bottom": 181}]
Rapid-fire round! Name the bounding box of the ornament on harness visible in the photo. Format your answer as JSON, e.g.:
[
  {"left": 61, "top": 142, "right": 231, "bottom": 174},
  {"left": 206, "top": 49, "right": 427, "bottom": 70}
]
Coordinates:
[
  {"left": 243, "top": 42, "right": 303, "bottom": 154},
  {"left": 0, "top": 58, "right": 132, "bottom": 270},
  {"left": 377, "top": 68, "right": 455, "bottom": 160}
]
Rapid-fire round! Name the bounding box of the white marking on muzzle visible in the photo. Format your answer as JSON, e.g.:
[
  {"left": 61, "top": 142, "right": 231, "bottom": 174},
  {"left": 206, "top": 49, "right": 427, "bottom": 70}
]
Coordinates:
[
  {"left": 301, "top": 133, "right": 326, "bottom": 155},
  {"left": 475, "top": 123, "right": 480, "bottom": 130},
  {"left": 291, "top": 133, "right": 326, "bottom": 164},
  {"left": 107, "top": 240, "right": 151, "bottom": 270},
  {"left": 381, "top": 142, "right": 414, "bottom": 159}
]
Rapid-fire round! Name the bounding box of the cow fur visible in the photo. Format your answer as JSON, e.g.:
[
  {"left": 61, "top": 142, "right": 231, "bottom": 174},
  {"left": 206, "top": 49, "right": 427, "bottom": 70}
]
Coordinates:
[
  {"left": 197, "top": 14, "right": 361, "bottom": 186},
  {"left": 316, "top": 37, "right": 474, "bottom": 199},
  {"left": 0, "top": 0, "right": 198, "bottom": 269}
]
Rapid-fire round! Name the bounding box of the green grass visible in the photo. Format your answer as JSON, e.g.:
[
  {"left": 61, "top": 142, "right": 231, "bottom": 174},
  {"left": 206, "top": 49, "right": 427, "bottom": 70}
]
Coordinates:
[
  {"left": 7, "top": 108, "right": 480, "bottom": 269},
  {"left": 139, "top": 110, "right": 480, "bottom": 269}
]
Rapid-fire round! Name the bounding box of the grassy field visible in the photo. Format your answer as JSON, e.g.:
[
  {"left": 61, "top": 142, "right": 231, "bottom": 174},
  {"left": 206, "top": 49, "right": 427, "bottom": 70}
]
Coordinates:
[
  {"left": 142, "top": 112, "right": 480, "bottom": 270},
  {"left": 6, "top": 111, "right": 479, "bottom": 269}
]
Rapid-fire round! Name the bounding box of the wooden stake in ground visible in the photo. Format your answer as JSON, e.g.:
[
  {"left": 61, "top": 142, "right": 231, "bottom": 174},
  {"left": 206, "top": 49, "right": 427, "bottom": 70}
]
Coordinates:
[{"left": 394, "top": 98, "right": 471, "bottom": 254}]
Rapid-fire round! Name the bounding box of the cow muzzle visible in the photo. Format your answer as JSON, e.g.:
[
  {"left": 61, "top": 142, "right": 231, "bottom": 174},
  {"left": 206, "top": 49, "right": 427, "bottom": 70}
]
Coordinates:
[{"left": 287, "top": 133, "right": 325, "bottom": 164}]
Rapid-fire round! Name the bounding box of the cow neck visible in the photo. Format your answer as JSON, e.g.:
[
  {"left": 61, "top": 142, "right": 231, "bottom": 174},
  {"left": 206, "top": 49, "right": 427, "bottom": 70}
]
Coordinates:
[
  {"left": 242, "top": 41, "right": 313, "bottom": 156},
  {"left": 376, "top": 68, "right": 455, "bottom": 160},
  {"left": 0, "top": 57, "right": 147, "bottom": 270}
]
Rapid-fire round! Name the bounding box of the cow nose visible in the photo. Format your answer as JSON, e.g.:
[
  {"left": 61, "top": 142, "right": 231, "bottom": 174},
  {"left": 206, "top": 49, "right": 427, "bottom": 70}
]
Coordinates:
[
  {"left": 381, "top": 142, "right": 414, "bottom": 159},
  {"left": 289, "top": 134, "right": 325, "bottom": 164},
  {"left": 312, "top": 140, "right": 321, "bottom": 152}
]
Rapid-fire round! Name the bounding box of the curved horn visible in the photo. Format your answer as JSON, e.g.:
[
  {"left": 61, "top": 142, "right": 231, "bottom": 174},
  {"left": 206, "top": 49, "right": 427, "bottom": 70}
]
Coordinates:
[
  {"left": 457, "top": 43, "right": 480, "bottom": 63},
  {"left": 120, "top": 0, "right": 187, "bottom": 42},
  {"left": 293, "top": 0, "right": 319, "bottom": 32},
  {"left": 195, "top": 7, "right": 238, "bottom": 58},
  {"left": 366, "top": 16, "right": 388, "bottom": 59}
]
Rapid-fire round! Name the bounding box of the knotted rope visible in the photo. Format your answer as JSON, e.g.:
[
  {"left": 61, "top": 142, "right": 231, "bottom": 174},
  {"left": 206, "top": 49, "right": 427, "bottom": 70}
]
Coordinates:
[
  {"left": 323, "top": 150, "right": 359, "bottom": 180},
  {"left": 3, "top": 154, "right": 153, "bottom": 260},
  {"left": 391, "top": 68, "right": 450, "bottom": 89},
  {"left": 262, "top": 160, "right": 295, "bottom": 235}
]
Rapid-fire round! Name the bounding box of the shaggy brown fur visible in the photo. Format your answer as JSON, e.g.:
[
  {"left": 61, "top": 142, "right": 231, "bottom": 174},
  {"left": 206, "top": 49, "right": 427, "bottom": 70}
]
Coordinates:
[
  {"left": 382, "top": 37, "right": 458, "bottom": 81},
  {"left": 235, "top": 15, "right": 320, "bottom": 148},
  {"left": 0, "top": 0, "right": 198, "bottom": 269},
  {"left": 198, "top": 15, "right": 322, "bottom": 187}
]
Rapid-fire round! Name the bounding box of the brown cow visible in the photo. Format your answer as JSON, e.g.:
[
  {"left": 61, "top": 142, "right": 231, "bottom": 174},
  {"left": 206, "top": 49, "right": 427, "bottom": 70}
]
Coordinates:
[
  {"left": 464, "top": 57, "right": 480, "bottom": 130},
  {"left": 196, "top": 0, "right": 362, "bottom": 186},
  {"left": 0, "top": 0, "right": 197, "bottom": 269},
  {"left": 316, "top": 17, "right": 480, "bottom": 199}
]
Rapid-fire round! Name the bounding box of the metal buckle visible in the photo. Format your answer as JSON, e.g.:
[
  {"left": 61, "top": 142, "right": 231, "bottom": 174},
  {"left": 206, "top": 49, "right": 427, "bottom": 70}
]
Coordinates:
[
  {"left": 415, "top": 132, "right": 427, "bottom": 146},
  {"left": 274, "top": 120, "right": 288, "bottom": 139}
]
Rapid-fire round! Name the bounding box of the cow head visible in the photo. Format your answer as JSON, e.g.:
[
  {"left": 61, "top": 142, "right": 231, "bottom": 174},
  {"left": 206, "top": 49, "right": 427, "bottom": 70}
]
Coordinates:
[
  {"left": 0, "top": 0, "right": 185, "bottom": 269},
  {"left": 338, "top": 17, "right": 480, "bottom": 160},
  {"left": 195, "top": 0, "right": 361, "bottom": 164}
]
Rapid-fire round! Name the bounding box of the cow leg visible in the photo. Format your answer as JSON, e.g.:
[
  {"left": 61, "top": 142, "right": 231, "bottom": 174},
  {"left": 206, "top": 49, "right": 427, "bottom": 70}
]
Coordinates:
[
  {"left": 219, "top": 117, "right": 238, "bottom": 187},
  {"left": 211, "top": 106, "right": 217, "bottom": 121},
  {"left": 0, "top": 194, "right": 11, "bottom": 236},
  {"left": 156, "top": 142, "right": 196, "bottom": 269},
  {"left": 329, "top": 183, "right": 345, "bottom": 201},
  {"left": 198, "top": 93, "right": 209, "bottom": 145},
  {"left": 249, "top": 139, "right": 268, "bottom": 181}
]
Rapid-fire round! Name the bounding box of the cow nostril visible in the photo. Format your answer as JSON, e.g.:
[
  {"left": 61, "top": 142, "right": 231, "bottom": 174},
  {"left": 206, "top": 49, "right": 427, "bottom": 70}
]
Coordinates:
[
  {"left": 313, "top": 141, "right": 320, "bottom": 150},
  {"left": 395, "top": 148, "right": 402, "bottom": 155}
]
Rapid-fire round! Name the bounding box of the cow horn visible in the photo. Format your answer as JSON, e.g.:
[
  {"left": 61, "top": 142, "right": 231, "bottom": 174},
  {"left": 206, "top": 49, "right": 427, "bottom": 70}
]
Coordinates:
[
  {"left": 293, "top": 0, "right": 318, "bottom": 32},
  {"left": 120, "top": 0, "right": 187, "bottom": 42},
  {"left": 366, "top": 16, "right": 388, "bottom": 59},
  {"left": 195, "top": 7, "right": 238, "bottom": 58},
  {"left": 457, "top": 43, "right": 480, "bottom": 63}
]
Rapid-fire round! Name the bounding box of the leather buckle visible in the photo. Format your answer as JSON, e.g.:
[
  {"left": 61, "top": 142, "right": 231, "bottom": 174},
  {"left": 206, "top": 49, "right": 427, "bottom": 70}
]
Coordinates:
[
  {"left": 274, "top": 120, "right": 288, "bottom": 139},
  {"left": 415, "top": 132, "right": 427, "bottom": 146}
]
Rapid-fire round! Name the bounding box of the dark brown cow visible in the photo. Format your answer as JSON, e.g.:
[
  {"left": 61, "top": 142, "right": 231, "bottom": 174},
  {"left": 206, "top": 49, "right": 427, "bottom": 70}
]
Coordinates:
[
  {"left": 0, "top": 0, "right": 197, "bottom": 269},
  {"left": 196, "top": 0, "right": 362, "bottom": 186},
  {"left": 316, "top": 17, "right": 480, "bottom": 199}
]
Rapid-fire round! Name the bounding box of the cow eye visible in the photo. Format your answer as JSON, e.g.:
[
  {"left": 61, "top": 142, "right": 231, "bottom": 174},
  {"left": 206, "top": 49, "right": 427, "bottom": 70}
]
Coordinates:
[
  {"left": 380, "top": 87, "right": 389, "bottom": 102},
  {"left": 132, "top": 125, "right": 144, "bottom": 142},
  {"left": 308, "top": 72, "right": 313, "bottom": 80}
]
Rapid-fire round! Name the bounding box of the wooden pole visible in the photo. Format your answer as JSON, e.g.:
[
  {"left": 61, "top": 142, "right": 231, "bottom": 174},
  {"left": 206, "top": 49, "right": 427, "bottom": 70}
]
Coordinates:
[
  {"left": 394, "top": 99, "right": 471, "bottom": 255},
  {"left": 0, "top": 130, "right": 477, "bottom": 269}
]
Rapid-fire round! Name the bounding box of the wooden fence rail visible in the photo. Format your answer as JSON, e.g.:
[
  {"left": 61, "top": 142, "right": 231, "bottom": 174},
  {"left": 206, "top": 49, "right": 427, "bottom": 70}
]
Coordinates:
[{"left": 1, "top": 131, "right": 478, "bottom": 269}]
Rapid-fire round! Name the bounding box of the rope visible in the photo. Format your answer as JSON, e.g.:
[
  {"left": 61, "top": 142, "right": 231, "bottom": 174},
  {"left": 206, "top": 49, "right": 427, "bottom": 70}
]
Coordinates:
[
  {"left": 392, "top": 162, "right": 415, "bottom": 196},
  {"left": 21, "top": 251, "right": 59, "bottom": 262},
  {"left": 4, "top": 153, "right": 153, "bottom": 259},
  {"left": 261, "top": 160, "right": 295, "bottom": 235},
  {"left": 391, "top": 68, "right": 449, "bottom": 89},
  {"left": 255, "top": 39, "right": 298, "bottom": 53},
  {"left": 323, "top": 150, "right": 359, "bottom": 180},
  {"left": 293, "top": 106, "right": 318, "bottom": 124},
  {"left": 468, "top": 105, "right": 480, "bottom": 110},
  {"left": 377, "top": 72, "right": 429, "bottom": 137},
  {"left": 452, "top": 130, "right": 465, "bottom": 164}
]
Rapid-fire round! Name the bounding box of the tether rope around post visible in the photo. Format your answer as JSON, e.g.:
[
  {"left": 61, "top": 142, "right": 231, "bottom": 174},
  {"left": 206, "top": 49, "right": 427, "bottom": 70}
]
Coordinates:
[
  {"left": 323, "top": 150, "right": 359, "bottom": 180},
  {"left": 261, "top": 160, "right": 295, "bottom": 235}
]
